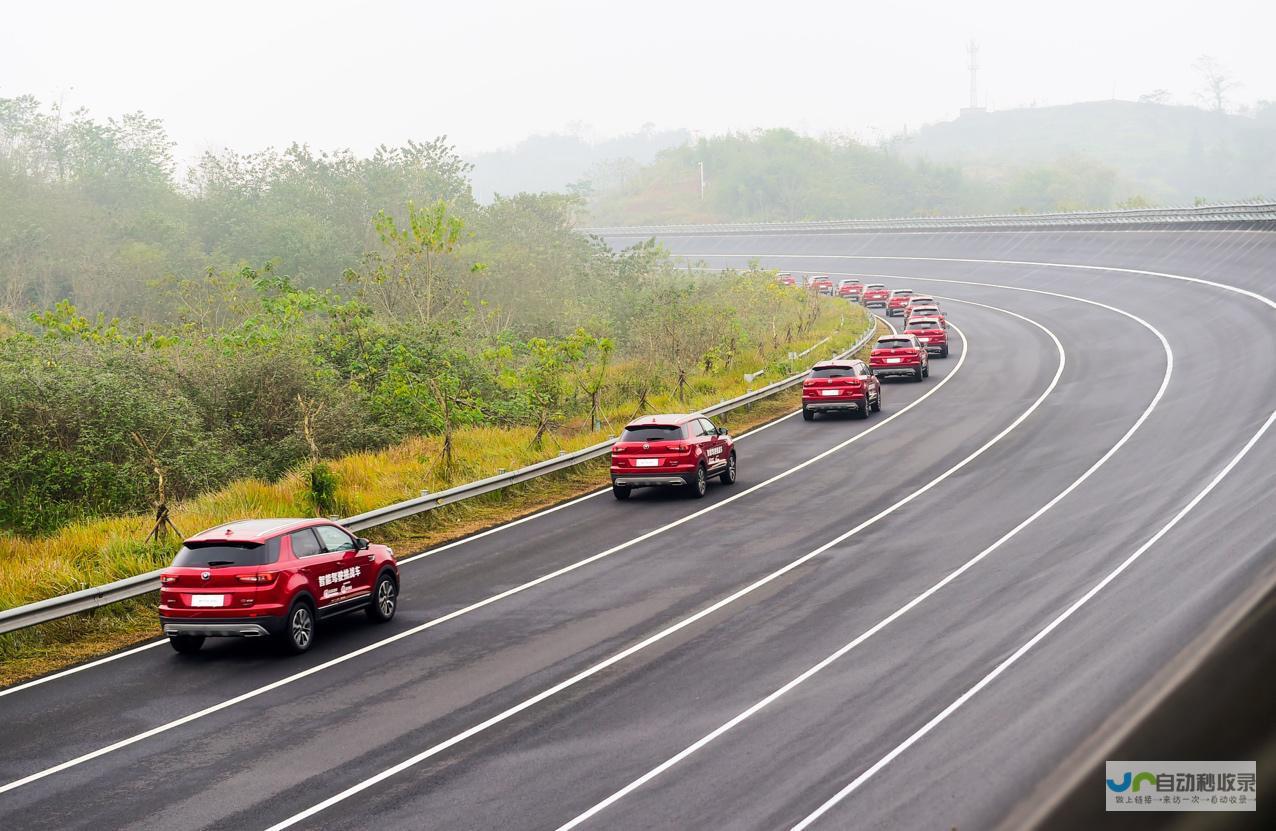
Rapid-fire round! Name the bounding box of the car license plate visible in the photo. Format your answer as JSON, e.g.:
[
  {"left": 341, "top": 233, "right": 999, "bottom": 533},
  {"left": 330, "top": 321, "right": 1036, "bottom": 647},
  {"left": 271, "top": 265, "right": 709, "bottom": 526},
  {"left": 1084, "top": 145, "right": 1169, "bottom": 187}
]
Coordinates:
[
  {"left": 821, "top": 389, "right": 840, "bottom": 396},
  {"left": 886, "top": 357, "right": 902, "bottom": 364},
  {"left": 635, "top": 458, "right": 659, "bottom": 467},
  {"left": 191, "top": 594, "right": 224, "bottom": 607}
]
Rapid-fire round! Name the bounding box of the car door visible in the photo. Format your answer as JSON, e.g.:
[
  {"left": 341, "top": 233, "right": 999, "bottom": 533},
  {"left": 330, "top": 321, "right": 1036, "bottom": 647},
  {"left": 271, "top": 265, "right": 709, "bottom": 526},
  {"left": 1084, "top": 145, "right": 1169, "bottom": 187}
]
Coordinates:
[
  {"left": 314, "top": 523, "right": 375, "bottom": 603},
  {"left": 859, "top": 362, "right": 879, "bottom": 402},
  {"left": 288, "top": 527, "right": 344, "bottom": 610},
  {"left": 698, "top": 418, "right": 727, "bottom": 471}
]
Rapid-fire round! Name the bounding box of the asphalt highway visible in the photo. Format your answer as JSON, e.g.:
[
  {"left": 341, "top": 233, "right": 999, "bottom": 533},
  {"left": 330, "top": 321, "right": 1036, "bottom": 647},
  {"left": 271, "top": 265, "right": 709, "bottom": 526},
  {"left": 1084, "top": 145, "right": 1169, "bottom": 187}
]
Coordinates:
[{"left": 1, "top": 228, "right": 1272, "bottom": 830}]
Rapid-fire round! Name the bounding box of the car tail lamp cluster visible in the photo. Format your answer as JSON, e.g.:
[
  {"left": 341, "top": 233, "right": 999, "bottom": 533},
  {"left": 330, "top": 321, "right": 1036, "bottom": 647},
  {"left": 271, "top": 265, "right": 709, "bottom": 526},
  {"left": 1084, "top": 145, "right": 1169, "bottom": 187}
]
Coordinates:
[
  {"left": 237, "top": 573, "right": 277, "bottom": 585},
  {"left": 161, "top": 574, "right": 178, "bottom": 585}
]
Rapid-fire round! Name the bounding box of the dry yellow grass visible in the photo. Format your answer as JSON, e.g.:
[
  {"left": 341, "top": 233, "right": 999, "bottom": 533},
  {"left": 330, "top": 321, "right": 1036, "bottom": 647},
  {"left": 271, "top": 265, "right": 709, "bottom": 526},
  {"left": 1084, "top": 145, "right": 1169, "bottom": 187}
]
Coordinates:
[{"left": 0, "top": 307, "right": 878, "bottom": 685}]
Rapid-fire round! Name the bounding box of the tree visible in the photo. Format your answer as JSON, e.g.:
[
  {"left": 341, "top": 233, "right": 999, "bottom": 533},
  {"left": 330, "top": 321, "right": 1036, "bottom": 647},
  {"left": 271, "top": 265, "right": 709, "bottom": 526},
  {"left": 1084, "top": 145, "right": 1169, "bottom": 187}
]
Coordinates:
[
  {"left": 1138, "top": 90, "right": 1173, "bottom": 105},
  {"left": 1194, "top": 56, "right": 1239, "bottom": 113}
]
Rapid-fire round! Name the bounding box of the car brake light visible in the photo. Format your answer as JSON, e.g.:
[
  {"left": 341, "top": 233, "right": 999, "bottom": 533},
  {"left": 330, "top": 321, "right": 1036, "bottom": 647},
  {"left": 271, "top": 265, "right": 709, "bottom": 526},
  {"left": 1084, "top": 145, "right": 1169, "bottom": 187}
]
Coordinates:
[
  {"left": 237, "top": 573, "right": 276, "bottom": 585},
  {"left": 161, "top": 575, "right": 178, "bottom": 585}
]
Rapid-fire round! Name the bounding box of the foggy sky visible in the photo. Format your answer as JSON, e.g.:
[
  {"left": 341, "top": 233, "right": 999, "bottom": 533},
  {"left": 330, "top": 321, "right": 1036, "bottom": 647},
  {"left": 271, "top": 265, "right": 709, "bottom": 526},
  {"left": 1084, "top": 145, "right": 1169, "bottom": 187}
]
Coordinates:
[{"left": 4, "top": 0, "right": 1273, "bottom": 164}]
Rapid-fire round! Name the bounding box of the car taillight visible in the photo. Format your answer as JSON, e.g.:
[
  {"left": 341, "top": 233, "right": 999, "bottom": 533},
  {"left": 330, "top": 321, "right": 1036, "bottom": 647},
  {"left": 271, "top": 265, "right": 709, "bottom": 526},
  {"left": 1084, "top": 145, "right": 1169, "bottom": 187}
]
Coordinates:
[
  {"left": 237, "top": 573, "right": 276, "bottom": 585},
  {"left": 161, "top": 575, "right": 178, "bottom": 585}
]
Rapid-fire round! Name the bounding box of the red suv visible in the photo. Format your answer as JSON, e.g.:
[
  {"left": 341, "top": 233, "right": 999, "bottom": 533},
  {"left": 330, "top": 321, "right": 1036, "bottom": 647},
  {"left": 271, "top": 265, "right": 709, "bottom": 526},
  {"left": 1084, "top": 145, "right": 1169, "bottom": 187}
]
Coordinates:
[
  {"left": 837, "top": 279, "right": 865, "bottom": 301},
  {"left": 808, "top": 275, "right": 834, "bottom": 295},
  {"left": 610, "top": 414, "right": 736, "bottom": 500},
  {"left": 903, "top": 317, "right": 949, "bottom": 358},
  {"left": 158, "top": 518, "right": 399, "bottom": 655},
  {"left": 802, "top": 359, "right": 881, "bottom": 420},
  {"left": 777, "top": 273, "right": 797, "bottom": 287},
  {"left": 862, "top": 283, "right": 889, "bottom": 308},
  {"left": 870, "top": 334, "right": 930, "bottom": 381},
  {"left": 886, "top": 289, "right": 915, "bottom": 317}
]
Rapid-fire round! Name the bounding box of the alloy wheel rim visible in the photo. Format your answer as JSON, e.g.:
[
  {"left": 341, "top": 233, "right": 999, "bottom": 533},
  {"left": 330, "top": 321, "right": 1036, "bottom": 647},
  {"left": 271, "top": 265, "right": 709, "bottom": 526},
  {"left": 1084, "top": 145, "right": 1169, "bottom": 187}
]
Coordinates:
[
  {"left": 378, "top": 579, "right": 395, "bottom": 616},
  {"left": 292, "top": 608, "right": 312, "bottom": 647}
]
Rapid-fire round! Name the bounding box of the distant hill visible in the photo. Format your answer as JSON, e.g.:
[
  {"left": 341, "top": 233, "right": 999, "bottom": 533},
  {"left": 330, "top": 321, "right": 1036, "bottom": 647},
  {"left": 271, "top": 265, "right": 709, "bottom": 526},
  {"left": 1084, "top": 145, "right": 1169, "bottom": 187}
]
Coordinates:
[
  {"left": 896, "top": 100, "right": 1276, "bottom": 204},
  {"left": 468, "top": 127, "right": 691, "bottom": 202}
]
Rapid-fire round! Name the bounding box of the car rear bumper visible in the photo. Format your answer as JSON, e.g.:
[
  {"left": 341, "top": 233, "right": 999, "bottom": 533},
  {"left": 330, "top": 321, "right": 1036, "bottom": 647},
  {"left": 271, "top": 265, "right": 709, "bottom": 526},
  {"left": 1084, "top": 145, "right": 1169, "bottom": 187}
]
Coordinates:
[
  {"left": 864, "top": 300, "right": 886, "bottom": 307},
  {"left": 871, "top": 365, "right": 923, "bottom": 377},
  {"left": 803, "top": 397, "right": 868, "bottom": 412},
  {"left": 159, "top": 614, "right": 284, "bottom": 638},
  {"left": 611, "top": 474, "right": 694, "bottom": 489}
]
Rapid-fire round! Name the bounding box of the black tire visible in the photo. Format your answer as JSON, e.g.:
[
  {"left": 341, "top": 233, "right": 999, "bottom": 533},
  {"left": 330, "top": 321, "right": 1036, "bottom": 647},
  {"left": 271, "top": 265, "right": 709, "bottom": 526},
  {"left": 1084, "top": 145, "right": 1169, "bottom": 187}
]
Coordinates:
[
  {"left": 169, "top": 635, "right": 204, "bottom": 654},
  {"left": 802, "top": 407, "right": 815, "bottom": 421},
  {"left": 278, "top": 599, "right": 316, "bottom": 654},
  {"left": 870, "top": 391, "right": 882, "bottom": 412},
  {"left": 719, "top": 452, "right": 737, "bottom": 485},
  {"left": 922, "top": 363, "right": 930, "bottom": 379},
  {"left": 914, "top": 367, "right": 924, "bottom": 382},
  {"left": 856, "top": 398, "right": 870, "bottom": 419},
  {"left": 612, "top": 484, "right": 631, "bottom": 500},
  {"left": 686, "top": 465, "right": 708, "bottom": 499},
  {"left": 366, "top": 572, "right": 398, "bottom": 623},
  {"left": 939, "top": 345, "right": 949, "bottom": 359}
]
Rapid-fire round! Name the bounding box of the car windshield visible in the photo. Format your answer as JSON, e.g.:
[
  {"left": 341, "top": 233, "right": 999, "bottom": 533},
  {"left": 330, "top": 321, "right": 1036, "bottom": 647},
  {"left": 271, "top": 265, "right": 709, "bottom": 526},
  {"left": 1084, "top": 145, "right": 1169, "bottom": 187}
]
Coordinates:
[
  {"left": 620, "top": 425, "right": 685, "bottom": 441},
  {"left": 875, "top": 339, "right": 914, "bottom": 350},
  {"left": 172, "top": 539, "right": 279, "bottom": 568},
  {"left": 810, "top": 366, "right": 855, "bottom": 378}
]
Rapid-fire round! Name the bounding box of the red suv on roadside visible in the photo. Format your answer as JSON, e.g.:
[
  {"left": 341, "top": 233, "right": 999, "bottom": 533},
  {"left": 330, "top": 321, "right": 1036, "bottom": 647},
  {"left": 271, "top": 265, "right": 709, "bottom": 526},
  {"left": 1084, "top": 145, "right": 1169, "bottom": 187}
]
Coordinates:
[
  {"left": 886, "top": 289, "right": 915, "bottom": 317},
  {"left": 610, "top": 414, "right": 736, "bottom": 500},
  {"left": 861, "top": 283, "right": 889, "bottom": 308},
  {"left": 870, "top": 334, "right": 930, "bottom": 381},
  {"left": 158, "top": 518, "right": 399, "bottom": 655},
  {"left": 777, "top": 273, "right": 797, "bottom": 287},
  {"left": 802, "top": 359, "right": 881, "bottom": 420},
  {"left": 808, "top": 275, "right": 834, "bottom": 295},
  {"left": 904, "top": 317, "right": 949, "bottom": 358}
]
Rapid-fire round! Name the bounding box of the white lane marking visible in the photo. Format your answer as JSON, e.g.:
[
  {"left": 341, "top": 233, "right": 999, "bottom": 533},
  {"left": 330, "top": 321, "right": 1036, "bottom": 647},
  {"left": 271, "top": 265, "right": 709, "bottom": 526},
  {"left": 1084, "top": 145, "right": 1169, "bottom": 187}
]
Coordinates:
[
  {"left": 262, "top": 307, "right": 1055, "bottom": 830},
  {"left": 793, "top": 408, "right": 1276, "bottom": 830},
  {"left": 555, "top": 277, "right": 1173, "bottom": 830},
  {"left": 0, "top": 640, "right": 169, "bottom": 700},
  {"left": 0, "top": 318, "right": 952, "bottom": 794},
  {"left": 0, "top": 319, "right": 881, "bottom": 700}
]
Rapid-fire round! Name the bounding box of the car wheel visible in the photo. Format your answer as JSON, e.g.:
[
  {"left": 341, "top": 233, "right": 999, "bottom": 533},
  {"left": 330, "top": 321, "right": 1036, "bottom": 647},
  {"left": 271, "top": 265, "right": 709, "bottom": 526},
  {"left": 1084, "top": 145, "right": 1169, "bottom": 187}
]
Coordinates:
[
  {"left": 279, "top": 600, "right": 316, "bottom": 654},
  {"left": 612, "top": 484, "right": 631, "bottom": 500},
  {"left": 939, "top": 345, "right": 949, "bottom": 358},
  {"left": 914, "top": 367, "right": 924, "bottom": 381},
  {"left": 856, "top": 398, "right": 870, "bottom": 419},
  {"left": 686, "top": 465, "right": 708, "bottom": 498},
  {"left": 366, "top": 572, "right": 398, "bottom": 623},
  {"left": 922, "top": 364, "right": 930, "bottom": 378},
  {"left": 169, "top": 635, "right": 204, "bottom": 654},
  {"left": 870, "top": 391, "right": 881, "bottom": 412},
  {"left": 719, "top": 452, "right": 737, "bottom": 485},
  {"left": 802, "top": 407, "right": 814, "bottom": 421}
]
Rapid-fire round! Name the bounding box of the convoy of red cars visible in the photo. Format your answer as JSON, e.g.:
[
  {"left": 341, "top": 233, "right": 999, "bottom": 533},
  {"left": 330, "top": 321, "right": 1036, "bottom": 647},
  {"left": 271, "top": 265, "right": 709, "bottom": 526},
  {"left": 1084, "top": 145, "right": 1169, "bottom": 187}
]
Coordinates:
[{"left": 162, "top": 270, "right": 951, "bottom": 660}]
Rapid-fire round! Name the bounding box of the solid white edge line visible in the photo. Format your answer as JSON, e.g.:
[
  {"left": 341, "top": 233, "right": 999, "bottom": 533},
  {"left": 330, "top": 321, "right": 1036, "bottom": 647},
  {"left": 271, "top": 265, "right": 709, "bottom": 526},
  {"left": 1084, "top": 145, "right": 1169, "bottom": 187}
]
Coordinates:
[
  {"left": 793, "top": 408, "right": 1276, "bottom": 830},
  {"left": 0, "top": 316, "right": 937, "bottom": 795},
  {"left": 555, "top": 274, "right": 1173, "bottom": 830},
  {"left": 262, "top": 304, "right": 1052, "bottom": 830}
]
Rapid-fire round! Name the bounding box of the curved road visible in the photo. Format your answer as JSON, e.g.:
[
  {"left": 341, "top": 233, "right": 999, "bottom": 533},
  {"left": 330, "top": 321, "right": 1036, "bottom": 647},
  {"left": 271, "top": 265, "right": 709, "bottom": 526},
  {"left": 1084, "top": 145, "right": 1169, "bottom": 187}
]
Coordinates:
[{"left": 0, "top": 228, "right": 1272, "bottom": 829}]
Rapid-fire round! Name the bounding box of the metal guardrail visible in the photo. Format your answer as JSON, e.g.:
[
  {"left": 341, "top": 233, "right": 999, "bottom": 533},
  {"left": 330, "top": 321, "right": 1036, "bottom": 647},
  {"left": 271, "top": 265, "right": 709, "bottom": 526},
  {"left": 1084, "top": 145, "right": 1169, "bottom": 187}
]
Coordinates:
[
  {"left": 0, "top": 319, "right": 881, "bottom": 635},
  {"left": 580, "top": 200, "right": 1276, "bottom": 237}
]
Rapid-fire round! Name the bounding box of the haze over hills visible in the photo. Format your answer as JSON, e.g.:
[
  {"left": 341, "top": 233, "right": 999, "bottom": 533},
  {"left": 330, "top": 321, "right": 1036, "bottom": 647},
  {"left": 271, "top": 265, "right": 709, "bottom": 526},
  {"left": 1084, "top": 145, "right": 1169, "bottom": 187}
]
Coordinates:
[{"left": 897, "top": 99, "right": 1276, "bottom": 206}]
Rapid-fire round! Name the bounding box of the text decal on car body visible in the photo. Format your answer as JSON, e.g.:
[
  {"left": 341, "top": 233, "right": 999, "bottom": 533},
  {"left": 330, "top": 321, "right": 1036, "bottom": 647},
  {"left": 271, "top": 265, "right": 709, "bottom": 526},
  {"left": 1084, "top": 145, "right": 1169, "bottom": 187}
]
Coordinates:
[{"left": 319, "top": 566, "right": 361, "bottom": 588}]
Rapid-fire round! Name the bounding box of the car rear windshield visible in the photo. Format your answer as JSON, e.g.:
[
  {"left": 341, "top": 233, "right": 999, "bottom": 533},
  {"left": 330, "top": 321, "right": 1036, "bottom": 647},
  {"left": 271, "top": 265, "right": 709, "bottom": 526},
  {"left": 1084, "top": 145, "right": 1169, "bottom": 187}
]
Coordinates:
[
  {"left": 810, "top": 366, "right": 856, "bottom": 378},
  {"left": 172, "top": 539, "right": 280, "bottom": 568},
  {"left": 908, "top": 321, "right": 940, "bottom": 329},
  {"left": 875, "top": 339, "right": 913, "bottom": 350},
  {"left": 621, "top": 425, "right": 686, "bottom": 442}
]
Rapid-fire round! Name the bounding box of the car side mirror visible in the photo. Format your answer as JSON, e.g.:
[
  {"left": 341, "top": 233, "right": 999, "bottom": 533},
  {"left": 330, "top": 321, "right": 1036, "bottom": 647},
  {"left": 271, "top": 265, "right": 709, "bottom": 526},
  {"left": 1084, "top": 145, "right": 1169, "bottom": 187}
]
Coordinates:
[
  {"left": 717, "top": 427, "right": 729, "bottom": 436},
  {"left": 355, "top": 537, "right": 370, "bottom": 550}
]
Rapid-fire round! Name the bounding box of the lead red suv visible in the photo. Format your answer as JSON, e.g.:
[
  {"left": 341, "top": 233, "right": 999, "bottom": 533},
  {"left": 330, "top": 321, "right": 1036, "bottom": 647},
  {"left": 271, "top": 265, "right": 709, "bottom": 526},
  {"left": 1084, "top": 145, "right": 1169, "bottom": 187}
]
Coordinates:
[
  {"left": 158, "top": 518, "right": 399, "bottom": 655},
  {"left": 870, "top": 334, "right": 930, "bottom": 381},
  {"left": 837, "top": 279, "right": 865, "bottom": 301},
  {"left": 802, "top": 359, "right": 881, "bottom": 420},
  {"left": 610, "top": 414, "right": 736, "bottom": 500}
]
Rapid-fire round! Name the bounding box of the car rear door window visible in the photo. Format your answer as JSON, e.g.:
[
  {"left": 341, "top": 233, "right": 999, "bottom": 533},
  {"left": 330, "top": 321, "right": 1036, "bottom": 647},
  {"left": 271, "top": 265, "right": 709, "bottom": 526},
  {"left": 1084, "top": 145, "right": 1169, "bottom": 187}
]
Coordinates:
[
  {"left": 289, "top": 528, "right": 323, "bottom": 558},
  {"left": 172, "top": 539, "right": 280, "bottom": 567},
  {"left": 314, "top": 524, "right": 355, "bottom": 553}
]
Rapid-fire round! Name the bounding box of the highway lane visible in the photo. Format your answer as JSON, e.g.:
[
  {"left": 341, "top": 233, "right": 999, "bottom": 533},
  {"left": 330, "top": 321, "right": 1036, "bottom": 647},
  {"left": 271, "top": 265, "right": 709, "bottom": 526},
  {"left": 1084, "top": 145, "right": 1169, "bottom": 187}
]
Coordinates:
[
  {"left": 0, "top": 299, "right": 1057, "bottom": 829},
  {"left": 2, "top": 228, "right": 1271, "bottom": 830}
]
